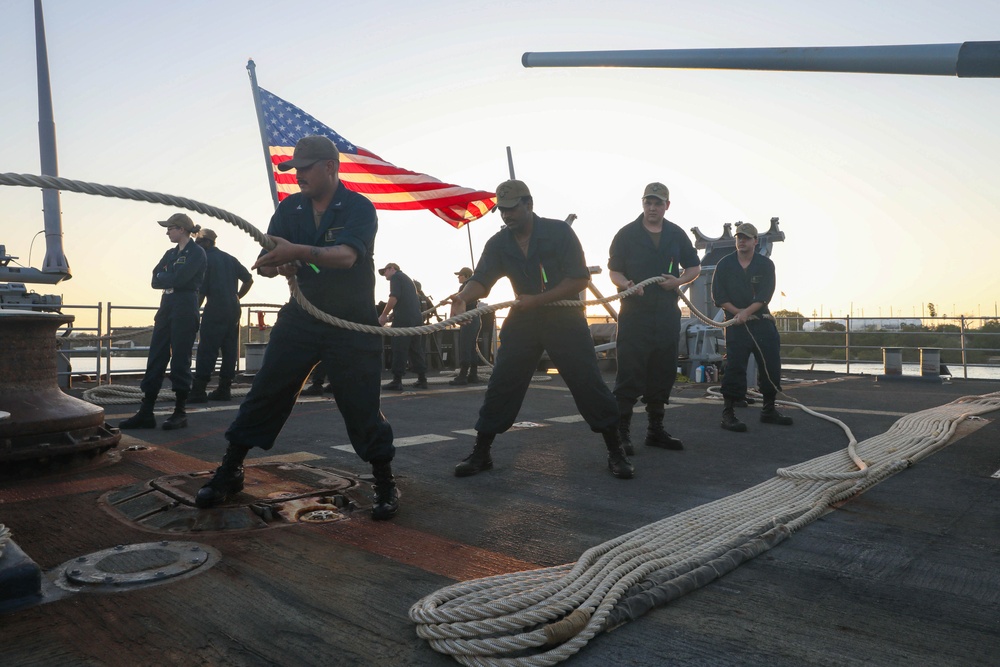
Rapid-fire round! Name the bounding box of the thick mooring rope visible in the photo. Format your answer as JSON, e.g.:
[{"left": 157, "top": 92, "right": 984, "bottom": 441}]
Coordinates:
[
  {"left": 1, "top": 173, "right": 754, "bottom": 339},
  {"left": 408, "top": 390, "right": 1000, "bottom": 666}
]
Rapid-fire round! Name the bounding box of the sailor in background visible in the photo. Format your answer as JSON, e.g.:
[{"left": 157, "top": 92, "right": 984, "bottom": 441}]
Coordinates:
[
  {"left": 447, "top": 266, "right": 482, "bottom": 385},
  {"left": 378, "top": 262, "right": 429, "bottom": 390},
  {"left": 448, "top": 179, "right": 634, "bottom": 480},
  {"left": 119, "top": 212, "right": 206, "bottom": 431},
  {"left": 712, "top": 222, "right": 794, "bottom": 432},
  {"left": 188, "top": 228, "right": 254, "bottom": 403},
  {"left": 608, "top": 182, "right": 701, "bottom": 454}
]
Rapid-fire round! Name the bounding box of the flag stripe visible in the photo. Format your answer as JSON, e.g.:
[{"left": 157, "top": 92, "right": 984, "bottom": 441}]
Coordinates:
[{"left": 260, "top": 88, "right": 495, "bottom": 228}]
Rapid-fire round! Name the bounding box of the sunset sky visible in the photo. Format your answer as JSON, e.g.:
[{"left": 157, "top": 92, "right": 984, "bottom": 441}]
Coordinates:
[{"left": 2, "top": 0, "right": 999, "bottom": 329}]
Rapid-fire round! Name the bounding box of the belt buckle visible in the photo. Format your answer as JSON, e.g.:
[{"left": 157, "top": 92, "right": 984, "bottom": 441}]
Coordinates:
[{"left": 163, "top": 288, "right": 174, "bottom": 294}]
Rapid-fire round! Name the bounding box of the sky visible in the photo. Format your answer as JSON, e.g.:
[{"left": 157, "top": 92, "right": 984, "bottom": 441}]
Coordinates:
[{"left": 2, "top": 0, "right": 999, "bottom": 330}]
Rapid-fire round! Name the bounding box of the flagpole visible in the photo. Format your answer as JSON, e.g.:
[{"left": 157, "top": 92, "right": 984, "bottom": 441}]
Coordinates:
[
  {"left": 463, "top": 145, "right": 517, "bottom": 268},
  {"left": 246, "top": 59, "right": 280, "bottom": 209}
]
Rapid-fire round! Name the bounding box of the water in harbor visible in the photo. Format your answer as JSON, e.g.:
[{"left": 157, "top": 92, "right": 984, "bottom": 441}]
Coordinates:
[{"left": 784, "top": 361, "right": 1000, "bottom": 381}]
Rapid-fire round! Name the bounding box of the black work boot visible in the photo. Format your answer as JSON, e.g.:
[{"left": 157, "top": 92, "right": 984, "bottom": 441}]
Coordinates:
[
  {"left": 370, "top": 459, "right": 399, "bottom": 521},
  {"left": 455, "top": 432, "right": 495, "bottom": 477},
  {"left": 208, "top": 378, "right": 232, "bottom": 401},
  {"left": 645, "top": 409, "right": 684, "bottom": 450},
  {"left": 601, "top": 429, "right": 635, "bottom": 479},
  {"left": 449, "top": 364, "right": 469, "bottom": 386},
  {"left": 161, "top": 391, "right": 189, "bottom": 431},
  {"left": 760, "top": 398, "right": 794, "bottom": 425},
  {"left": 188, "top": 377, "right": 209, "bottom": 404},
  {"left": 410, "top": 375, "right": 429, "bottom": 389},
  {"left": 721, "top": 397, "right": 748, "bottom": 432},
  {"left": 618, "top": 412, "right": 634, "bottom": 456},
  {"left": 195, "top": 443, "right": 250, "bottom": 508},
  {"left": 119, "top": 392, "right": 158, "bottom": 430},
  {"left": 467, "top": 364, "right": 480, "bottom": 384},
  {"left": 382, "top": 375, "right": 403, "bottom": 391}
]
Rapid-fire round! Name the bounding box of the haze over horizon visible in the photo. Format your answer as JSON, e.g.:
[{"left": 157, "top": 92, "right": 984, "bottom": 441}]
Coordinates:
[{"left": 2, "top": 0, "right": 998, "bottom": 329}]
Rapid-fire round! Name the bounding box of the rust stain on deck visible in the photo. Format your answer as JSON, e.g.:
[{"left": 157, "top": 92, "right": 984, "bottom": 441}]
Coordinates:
[{"left": 317, "top": 520, "right": 543, "bottom": 581}]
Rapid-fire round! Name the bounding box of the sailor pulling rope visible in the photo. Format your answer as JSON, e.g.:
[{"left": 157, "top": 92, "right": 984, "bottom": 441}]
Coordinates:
[
  {"left": 1, "top": 172, "right": 767, "bottom": 410},
  {"left": 4, "top": 173, "right": 851, "bottom": 667}
]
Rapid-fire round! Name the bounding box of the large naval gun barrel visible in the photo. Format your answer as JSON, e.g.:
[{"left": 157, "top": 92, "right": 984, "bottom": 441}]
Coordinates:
[{"left": 522, "top": 41, "right": 1000, "bottom": 77}]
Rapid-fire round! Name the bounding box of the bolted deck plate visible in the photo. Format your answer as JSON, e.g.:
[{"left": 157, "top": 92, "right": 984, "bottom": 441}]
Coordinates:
[
  {"left": 101, "top": 462, "right": 376, "bottom": 533},
  {"left": 52, "top": 541, "right": 220, "bottom": 594}
]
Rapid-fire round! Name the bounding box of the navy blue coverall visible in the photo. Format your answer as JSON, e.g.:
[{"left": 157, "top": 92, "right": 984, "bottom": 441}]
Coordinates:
[
  {"left": 224, "top": 184, "right": 394, "bottom": 463},
  {"left": 712, "top": 251, "right": 783, "bottom": 400},
  {"left": 457, "top": 296, "right": 481, "bottom": 368},
  {"left": 195, "top": 246, "right": 252, "bottom": 383},
  {"left": 386, "top": 269, "right": 427, "bottom": 378},
  {"left": 471, "top": 214, "right": 618, "bottom": 435},
  {"left": 141, "top": 240, "right": 207, "bottom": 395},
  {"left": 608, "top": 215, "right": 700, "bottom": 412}
]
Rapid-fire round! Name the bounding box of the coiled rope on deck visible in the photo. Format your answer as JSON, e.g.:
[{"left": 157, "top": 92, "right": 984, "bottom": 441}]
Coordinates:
[
  {"left": 80, "top": 384, "right": 252, "bottom": 405},
  {"left": 408, "top": 390, "right": 1000, "bottom": 666}
]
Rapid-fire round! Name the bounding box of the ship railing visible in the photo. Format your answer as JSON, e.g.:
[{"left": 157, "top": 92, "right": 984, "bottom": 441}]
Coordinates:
[
  {"left": 53, "top": 302, "right": 103, "bottom": 385},
  {"left": 775, "top": 315, "right": 1000, "bottom": 379},
  {"left": 50, "top": 306, "right": 999, "bottom": 384}
]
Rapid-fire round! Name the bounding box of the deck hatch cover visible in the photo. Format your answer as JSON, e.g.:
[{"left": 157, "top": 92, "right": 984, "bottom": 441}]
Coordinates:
[{"left": 57, "top": 541, "right": 215, "bottom": 589}]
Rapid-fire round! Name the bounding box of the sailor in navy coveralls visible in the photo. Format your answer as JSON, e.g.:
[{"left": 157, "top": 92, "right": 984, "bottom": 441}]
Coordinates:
[
  {"left": 712, "top": 222, "right": 794, "bottom": 432},
  {"left": 378, "top": 262, "right": 428, "bottom": 389},
  {"left": 188, "top": 228, "right": 253, "bottom": 403},
  {"left": 119, "top": 212, "right": 206, "bottom": 431},
  {"left": 448, "top": 179, "right": 634, "bottom": 480},
  {"left": 195, "top": 135, "right": 398, "bottom": 520},
  {"left": 608, "top": 182, "right": 701, "bottom": 453}
]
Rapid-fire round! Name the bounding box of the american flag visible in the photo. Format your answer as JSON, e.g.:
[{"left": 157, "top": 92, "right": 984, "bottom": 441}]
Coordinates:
[{"left": 259, "top": 88, "right": 496, "bottom": 228}]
